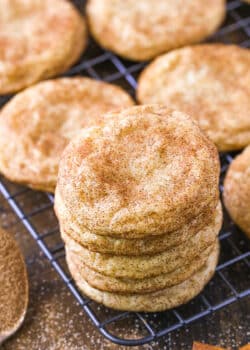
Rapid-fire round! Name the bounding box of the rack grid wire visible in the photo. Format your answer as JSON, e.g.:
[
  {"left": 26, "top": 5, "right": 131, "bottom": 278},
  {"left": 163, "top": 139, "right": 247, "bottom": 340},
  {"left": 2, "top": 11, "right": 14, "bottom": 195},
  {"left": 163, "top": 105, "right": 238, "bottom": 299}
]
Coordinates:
[{"left": 0, "top": 0, "right": 250, "bottom": 347}]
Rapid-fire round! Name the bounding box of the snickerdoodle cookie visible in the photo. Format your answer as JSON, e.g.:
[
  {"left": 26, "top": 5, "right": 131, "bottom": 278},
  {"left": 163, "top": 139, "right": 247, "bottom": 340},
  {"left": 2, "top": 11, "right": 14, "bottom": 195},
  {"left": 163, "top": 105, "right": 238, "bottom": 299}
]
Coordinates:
[
  {"left": 137, "top": 44, "right": 250, "bottom": 151},
  {"left": 86, "top": 0, "right": 225, "bottom": 61},
  {"left": 0, "top": 228, "right": 28, "bottom": 344},
  {"left": 0, "top": 77, "right": 134, "bottom": 192},
  {"left": 55, "top": 188, "right": 222, "bottom": 255},
  {"left": 62, "top": 211, "right": 220, "bottom": 279},
  {"left": 66, "top": 241, "right": 219, "bottom": 312},
  {"left": 57, "top": 105, "right": 220, "bottom": 237},
  {"left": 66, "top": 243, "right": 214, "bottom": 294},
  {"left": 223, "top": 146, "right": 250, "bottom": 238},
  {"left": 0, "top": 0, "right": 87, "bottom": 95}
]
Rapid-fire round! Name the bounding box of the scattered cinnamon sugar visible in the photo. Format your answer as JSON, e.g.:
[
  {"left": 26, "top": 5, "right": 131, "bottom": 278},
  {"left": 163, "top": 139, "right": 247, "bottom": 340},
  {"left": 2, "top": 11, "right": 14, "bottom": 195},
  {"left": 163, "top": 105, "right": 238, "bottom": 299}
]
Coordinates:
[{"left": 193, "top": 342, "right": 228, "bottom": 350}]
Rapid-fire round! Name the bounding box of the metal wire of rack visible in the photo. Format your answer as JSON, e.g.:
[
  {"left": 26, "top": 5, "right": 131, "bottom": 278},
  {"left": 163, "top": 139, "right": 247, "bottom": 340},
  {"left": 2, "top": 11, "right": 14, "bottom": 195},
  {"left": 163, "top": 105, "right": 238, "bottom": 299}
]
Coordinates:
[{"left": 0, "top": 0, "right": 250, "bottom": 347}]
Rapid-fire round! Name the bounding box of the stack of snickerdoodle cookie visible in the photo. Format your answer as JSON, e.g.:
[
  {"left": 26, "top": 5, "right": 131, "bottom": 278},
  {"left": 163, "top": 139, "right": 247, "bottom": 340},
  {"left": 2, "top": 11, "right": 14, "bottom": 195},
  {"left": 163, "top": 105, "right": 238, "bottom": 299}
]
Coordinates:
[{"left": 55, "top": 105, "right": 222, "bottom": 312}]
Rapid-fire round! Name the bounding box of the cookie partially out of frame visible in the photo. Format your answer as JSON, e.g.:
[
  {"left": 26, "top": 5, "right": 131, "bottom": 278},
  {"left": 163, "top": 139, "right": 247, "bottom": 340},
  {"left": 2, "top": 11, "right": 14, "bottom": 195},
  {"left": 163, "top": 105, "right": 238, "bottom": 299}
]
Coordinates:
[
  {"left": 86, "top": 0, "right": 225, "bottom": 61},
  {"left": 137, "top": 44, "right": 250, "bottom": 151},
  {"left": 0, "top": 78, "right": 134, "bottom": 192},
  {"left": 0, "top": 0, "right": 87, "bottom": 94},
  {"left": 66, "top": 241, "right": 219, "bottom": 312},
  {"left": 223, "top": 146, "right": 250, "bottom": 238}
]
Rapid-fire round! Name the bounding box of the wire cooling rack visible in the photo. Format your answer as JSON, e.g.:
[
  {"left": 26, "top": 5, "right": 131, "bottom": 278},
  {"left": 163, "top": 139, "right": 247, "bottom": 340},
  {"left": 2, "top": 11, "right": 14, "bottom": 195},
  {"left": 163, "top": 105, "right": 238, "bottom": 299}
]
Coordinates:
[{"left": 0, "top": 0, "right": 250, "bottom": 347}]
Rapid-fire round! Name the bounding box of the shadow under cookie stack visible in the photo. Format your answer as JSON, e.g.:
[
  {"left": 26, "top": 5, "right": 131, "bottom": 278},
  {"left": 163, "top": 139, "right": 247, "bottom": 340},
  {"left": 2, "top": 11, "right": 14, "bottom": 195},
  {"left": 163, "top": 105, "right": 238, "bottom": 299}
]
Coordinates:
[{"left": 55, "top": 105, "right": 222, "bottom": 312}]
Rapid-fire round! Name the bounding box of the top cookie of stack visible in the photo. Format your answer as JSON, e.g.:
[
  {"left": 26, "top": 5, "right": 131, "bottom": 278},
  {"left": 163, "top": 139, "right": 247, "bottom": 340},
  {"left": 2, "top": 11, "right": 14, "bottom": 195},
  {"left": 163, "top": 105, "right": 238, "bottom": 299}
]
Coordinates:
[
  {"left": 57, "top": 105, "right": 219, "bottom": 238},
  {"left": 55, "top": 105, "right": 222, "bottom": 312}
]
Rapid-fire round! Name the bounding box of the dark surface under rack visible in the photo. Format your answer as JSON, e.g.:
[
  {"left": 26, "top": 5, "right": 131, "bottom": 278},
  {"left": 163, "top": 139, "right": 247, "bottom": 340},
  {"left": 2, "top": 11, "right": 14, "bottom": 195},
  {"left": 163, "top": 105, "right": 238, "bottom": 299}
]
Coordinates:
[{"left": 0, "top": 0, "right": 250, "bottom": 347}]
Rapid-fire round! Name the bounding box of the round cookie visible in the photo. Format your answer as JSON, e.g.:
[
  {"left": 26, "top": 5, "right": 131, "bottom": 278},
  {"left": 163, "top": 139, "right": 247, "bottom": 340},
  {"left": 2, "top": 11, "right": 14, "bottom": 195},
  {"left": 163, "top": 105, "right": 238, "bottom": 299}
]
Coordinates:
[
  {"left": 66, "top": 243, "right": 214, "bottom": 294},
  {"left": 55, "top": 188, "right": 221, "bottom": 255},
  {"left": 223, "top": 146, "right": 250, "bottom": 238},
  {"left": 86, "top": 0, "right": 225, "bottom": 61},
  {"left": 137, "top": 44, "right": 250, "bottom": 151},
  {"left": 66, "top": 241, "right": 219, "bottom": 312},
  {"left": 0, "top": 78, "right": 134, "bottom": 192},
  {"left": 0, "top": 228, "right": 28, "bottom": 344},
  {"left": 57, "top": 105, "right": 220, "bottom": 237},
  {"left": 62, "top": 207, "right": 222, "bottom": 279},
  {"left": 0, "top": 0, "right": 87, "bottom": 94}
]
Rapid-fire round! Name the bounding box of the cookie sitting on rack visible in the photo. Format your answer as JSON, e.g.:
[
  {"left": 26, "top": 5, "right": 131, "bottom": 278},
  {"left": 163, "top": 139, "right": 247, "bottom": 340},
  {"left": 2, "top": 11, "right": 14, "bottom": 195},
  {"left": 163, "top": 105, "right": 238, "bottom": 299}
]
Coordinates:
[
  {"left": 0, "top": 77, "right": 134, "bottom": 192},
  {"left": 66, "top": 243, "right": 219, "bottom": 312},
  {"left": 86, "top": 0, "right": 225, "bottom": 61},
  {"left": 137, "top": 44, "right": 250, "bottom": 151},
  {"left": 223, "top": 146, "right": 250, "bottom": 239},
  {"left": 0, "top": 0, "right": 88, "bottom": 95}
]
